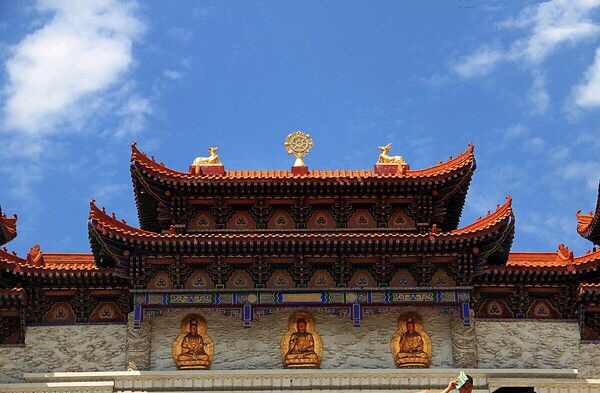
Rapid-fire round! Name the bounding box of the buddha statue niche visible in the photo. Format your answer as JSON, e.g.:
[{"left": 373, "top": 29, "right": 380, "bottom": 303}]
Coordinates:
[
  {"left": 390, "top": 312, "right": 432, "bottom": 368},
  {"left": 172, "top": 314, "right": 213, "bottom": 369},
  {"left": 281, "top": 312, "right": 323, "bottom": 368}
]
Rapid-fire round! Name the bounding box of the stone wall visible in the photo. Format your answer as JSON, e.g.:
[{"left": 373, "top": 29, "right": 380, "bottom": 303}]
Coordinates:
[
  {"left": 475, "top": 319, "right": 600, "bottom": 378},
  {"left": 0, "top": 324, "right": 127, "bottom": 383},
  {"left": 148, "top": 306, "right": 454, "bottom": 370},
  {"left": 3, "top": 314, "right": 600, "bottom": 383}
]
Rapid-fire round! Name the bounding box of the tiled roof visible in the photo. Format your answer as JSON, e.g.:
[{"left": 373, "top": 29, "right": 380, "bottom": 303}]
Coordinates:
[
  {"left": 131, "top": 142, "right": 476, "bottom": 183},
  {"left": 450, "top": 196, "right": 513, "bottom": 235},
  {"left": 0, "top": 287, "right": 25, "bottom": 307},
  {"left": 577, "top": 182, "right": 600, "bottom": 245},
  {"left": 89, "top": 195, "right": 513, "bottom": 243},
  {"left": 578, "top": 283, "right": 600, "bottom": 301},
  {"left": 0, "top": 207, "right": 17, "bottom": 246},
  {"left": 0, "top": 247, "right": 111, "bottom": 275},
  {"left": 0, "top": 287, "right": 25, "bottom": 297},
  {"left": 506, "top": 244, "right": 600, "bottom": 269}
]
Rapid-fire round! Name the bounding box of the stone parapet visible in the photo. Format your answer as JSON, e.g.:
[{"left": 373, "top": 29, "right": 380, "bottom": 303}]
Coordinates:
[{"left": 10, "top": 369, "right": 591, "bottom": 393}]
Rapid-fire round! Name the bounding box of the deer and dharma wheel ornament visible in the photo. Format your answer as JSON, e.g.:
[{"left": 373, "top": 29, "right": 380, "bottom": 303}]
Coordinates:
[
  {"left": 285, "top": 131, "right": 313, "bottom": 175},
  {"left": 374, "top": 143, "right": 409, "bottom": 175},
  {"left": 190, "top": 147, "right": 225, "bottom": 175}
]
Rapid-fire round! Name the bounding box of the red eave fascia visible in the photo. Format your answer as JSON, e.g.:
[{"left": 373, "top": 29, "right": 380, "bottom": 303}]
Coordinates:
[{"left": 89, "top": 195, "right": 513, "bottom": 244}]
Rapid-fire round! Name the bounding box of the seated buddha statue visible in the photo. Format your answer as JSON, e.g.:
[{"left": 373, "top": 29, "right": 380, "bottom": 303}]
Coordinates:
[
  {"left": 175, "top": 319, "right": 211, "bottom": 369},
  {"left": 394, "top": 317, "right": 431, "bottom": 368},
  {"left": 283, "top": 319, "right": 320, "bottom": 368}
]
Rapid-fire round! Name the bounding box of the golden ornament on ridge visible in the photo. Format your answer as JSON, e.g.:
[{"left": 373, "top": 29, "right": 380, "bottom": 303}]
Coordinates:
[
  {"left": 192, "top": 147, "right": 222, "bottom": 166},
  {"left": 377, "top": 143, "right": 406, "bottom": 165},
  {"left": 284, "top": 131, "right": 314, "bottom": 167}
]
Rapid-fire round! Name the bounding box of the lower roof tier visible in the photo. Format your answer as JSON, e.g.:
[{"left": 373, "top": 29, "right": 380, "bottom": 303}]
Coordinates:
[{"left": 88, "top": 197, "right": 515, "bottom": 275}]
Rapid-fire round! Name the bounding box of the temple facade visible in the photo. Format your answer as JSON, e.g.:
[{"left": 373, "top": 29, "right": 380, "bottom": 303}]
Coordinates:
[{"left": 1, "top": 135, "right": 600, "bottom": 392}]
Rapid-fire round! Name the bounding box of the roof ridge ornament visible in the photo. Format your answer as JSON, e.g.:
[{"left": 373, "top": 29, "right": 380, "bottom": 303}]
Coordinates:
[
  {"left": 190, "top": 147, "right": 225, "bottom": 176},
  {"left": 374, "top": 143, "right": 409, "bottom": 175},
  {"left": 284, "top": 131, "right": 313, "bottom": 175}
]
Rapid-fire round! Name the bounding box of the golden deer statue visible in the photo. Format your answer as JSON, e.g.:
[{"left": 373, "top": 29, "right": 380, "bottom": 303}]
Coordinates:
[
  {"left": 377, "top": 143, "right": 406, "bottom": 165},
  {"left": 192, "top": 147, "right": 222, "bottom": 166}
]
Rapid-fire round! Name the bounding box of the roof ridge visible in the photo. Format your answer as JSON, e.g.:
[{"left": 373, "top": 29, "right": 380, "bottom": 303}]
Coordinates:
[
  {"left": 130, "top": 142, "right": 476, "bottom": 181},
  {"left": 450, "top": 196, "right": 513, "bottom": 235}
]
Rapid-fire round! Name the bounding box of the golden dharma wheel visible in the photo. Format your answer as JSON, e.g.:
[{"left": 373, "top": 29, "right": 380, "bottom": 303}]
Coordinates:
[{"left": 284, "top": 131, "right": 314, "bottom": 167}]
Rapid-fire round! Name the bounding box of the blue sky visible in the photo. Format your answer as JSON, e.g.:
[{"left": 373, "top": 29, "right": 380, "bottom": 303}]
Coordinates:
[{"left": 1, "top": 0, "right": 600, "bottom": 256}]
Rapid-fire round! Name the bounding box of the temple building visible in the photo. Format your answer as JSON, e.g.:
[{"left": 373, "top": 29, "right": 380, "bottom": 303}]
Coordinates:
[{"left": 1, "top": 133, "right": 600, "bottom": 392}]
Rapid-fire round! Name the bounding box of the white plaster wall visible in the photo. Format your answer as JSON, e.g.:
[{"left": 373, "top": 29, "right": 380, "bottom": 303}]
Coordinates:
[
  {"left": 0, "top": 324, "right": 127, "bottom": 383},
  {"left": 475, "top": 319, "right": 600, "bottom": 378},
  {"left": 149, "top": 306, "right": 453, "bottom": 370}
]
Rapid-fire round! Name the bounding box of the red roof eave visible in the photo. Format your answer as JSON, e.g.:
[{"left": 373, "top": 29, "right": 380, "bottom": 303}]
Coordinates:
[
  {"left": 0, "top": 210, "right": 17, "bottom": 246},
  {"left": 89, "top": 195, "right": 513, "bottom": 245},
  {"left": 576, "top": 182, "right": 600, "bottom": 245},
  {"left": 0, "top": 248, "right": 114, "bottom": 276}
]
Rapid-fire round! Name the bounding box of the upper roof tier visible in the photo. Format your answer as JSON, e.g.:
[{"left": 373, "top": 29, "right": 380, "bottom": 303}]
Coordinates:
[
  {"left": 0, "top": 207, "right": 17, "bottom": 246},
  {"left": 130, "top": 143, "right": 476, "bottom": 233},
  {"left": 577, "top": 182, "right": 600, "bottom": 246}
]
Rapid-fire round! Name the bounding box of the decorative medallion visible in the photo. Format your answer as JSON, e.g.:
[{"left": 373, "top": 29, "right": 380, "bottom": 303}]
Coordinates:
[
  {"left": 284, "top": 131, "right": 314, "bottom": 168},
  {"left": 43, "top": 302, "right": 77, "bottom": 324},
  {"left": 172, "top": 314, "right": 214, "bottom": 369},
  {"left": 281, "top": 311, "right": 323, "bottom": 368},
  {"left": 390, "top": 312, "right": 432, "bottom": 368}
]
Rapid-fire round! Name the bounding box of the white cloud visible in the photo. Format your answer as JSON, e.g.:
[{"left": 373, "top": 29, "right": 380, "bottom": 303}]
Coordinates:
[
  {"left": 2, "top": 0, "right": 145, "bottom": 137},
  {"left": 115, "top": 95, "right": 152, "bottom": 138},
  {"left": 522, "top": 137, "right": 545, "bottom": 151},
  {"left": 528, "top": 71, "right": 550, "bottom": 114},
  {"left": 562, "top": 161, "right": 600, "bottom": 189},
  {"left": 93, "top": 183, "right": 129, "bottom": 202},
  {"left": 163, "top": 69, "right": 185, "bottom": 80},
  {"left": 453, "top": 0, "right": 600, "bottom": 112},
  {"left": 503, "top": 123, "right": 529, "bottom": 139},
  {"left": 454, "top": 47, "right": 504, "bottom": 78},
  {"left": 572, "top": 47, "right": 600, "bottom": 107},
  {"left": 167, "top": 27, "right": 194, "bottom": 43}
]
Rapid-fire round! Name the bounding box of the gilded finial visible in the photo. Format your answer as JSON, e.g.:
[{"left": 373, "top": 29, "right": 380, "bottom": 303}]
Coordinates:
[
  {"left": 377, "top": 143, "right": 406, "bottom": 165},
  {"left": 284, "top": 131, "right": 314, "bottom": 168},
  {"left": 192, "top": 147, "right": 222, "bottom": 166}
]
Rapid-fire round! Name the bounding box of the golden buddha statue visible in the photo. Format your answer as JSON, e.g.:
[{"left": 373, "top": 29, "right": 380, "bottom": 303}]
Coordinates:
[
  {"left": 172, "top": 314, "right": 213, "bottom": 369},
  {"left": 390, "top": 312, "right": 432, "bottom": 368},
  {"left": 281, "top": 312, "right": 323, "bottom": 368}
]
